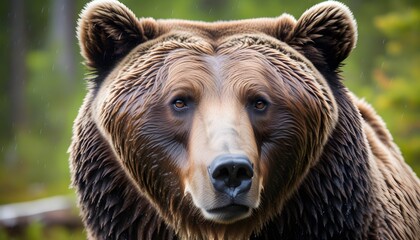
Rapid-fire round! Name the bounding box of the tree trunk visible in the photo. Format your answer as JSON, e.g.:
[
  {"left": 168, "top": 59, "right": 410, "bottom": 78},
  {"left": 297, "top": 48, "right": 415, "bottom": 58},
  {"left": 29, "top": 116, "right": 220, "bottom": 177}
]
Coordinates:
[
  {"left": 52, "top": 0, "right": 76, "bottom": 88},
  {"left": 10, "top": 0, "right": 27, "bottom": 129}
]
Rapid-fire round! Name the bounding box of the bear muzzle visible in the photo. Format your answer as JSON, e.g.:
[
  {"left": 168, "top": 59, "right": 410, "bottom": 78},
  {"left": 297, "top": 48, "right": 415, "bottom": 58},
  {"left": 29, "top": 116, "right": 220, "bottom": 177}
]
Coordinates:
[
  {"left": 197, "top": 154, "right": 255, "bottom": 223},
  {"left": 186, "top": 159, "right": 259, "bottom": 224},
  {"left": 208, "top": 154, "right": 253, "bottom": 198}
]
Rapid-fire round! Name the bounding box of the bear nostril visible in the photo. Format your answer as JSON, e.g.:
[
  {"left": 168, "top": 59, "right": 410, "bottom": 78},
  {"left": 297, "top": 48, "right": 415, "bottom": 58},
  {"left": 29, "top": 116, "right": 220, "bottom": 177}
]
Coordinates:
[
  {"left": 213, "top": 168, "right": 230, "bottom": 181},
  {"left": 208, "top": 154, "right": 253, "bottom": 196},
  {"left": 236, "top": 167, "right": 253, "bottom": 180}
]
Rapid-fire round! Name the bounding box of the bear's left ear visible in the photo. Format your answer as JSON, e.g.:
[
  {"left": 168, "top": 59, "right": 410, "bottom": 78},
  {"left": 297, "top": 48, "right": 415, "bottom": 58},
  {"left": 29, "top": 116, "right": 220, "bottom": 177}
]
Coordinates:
[
  {"left": 288, "top": 1, "right": 357, "bottom": 70},
  {"left": 77, "top": 0, "right": 158, "bottom": 71}
]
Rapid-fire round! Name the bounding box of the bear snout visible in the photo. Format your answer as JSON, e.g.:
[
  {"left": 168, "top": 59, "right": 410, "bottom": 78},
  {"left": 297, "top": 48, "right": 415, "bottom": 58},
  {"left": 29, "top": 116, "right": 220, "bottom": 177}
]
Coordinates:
[
  {"left": 208, "top": 154, "right": 253, "bottom": 198},
  {"left": 184, "top": 154, "right": 258, "bottom": 224}
]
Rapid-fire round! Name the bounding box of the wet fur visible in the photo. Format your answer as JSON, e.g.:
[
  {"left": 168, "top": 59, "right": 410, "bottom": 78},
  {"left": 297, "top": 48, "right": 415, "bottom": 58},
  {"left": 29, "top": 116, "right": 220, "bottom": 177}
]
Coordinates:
[{"left": 70, "top": 0, "right": 420, "bottom": 239}]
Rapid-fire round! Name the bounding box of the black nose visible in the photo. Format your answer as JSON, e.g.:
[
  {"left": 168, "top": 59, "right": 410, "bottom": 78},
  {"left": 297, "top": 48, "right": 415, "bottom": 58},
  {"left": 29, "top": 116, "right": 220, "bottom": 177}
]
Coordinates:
[{"left": 208, "top": 154, "right": 253, "bottom": 197}]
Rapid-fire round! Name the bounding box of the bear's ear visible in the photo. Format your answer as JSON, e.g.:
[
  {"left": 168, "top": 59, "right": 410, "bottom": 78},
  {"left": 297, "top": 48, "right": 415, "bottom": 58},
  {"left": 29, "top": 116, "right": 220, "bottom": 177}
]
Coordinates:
[
  {"left": 77, "top": 0, "right": 158, "bottom": 71},
  {"left": 287, "top": 1, "right": 357, "bottom": 70}
]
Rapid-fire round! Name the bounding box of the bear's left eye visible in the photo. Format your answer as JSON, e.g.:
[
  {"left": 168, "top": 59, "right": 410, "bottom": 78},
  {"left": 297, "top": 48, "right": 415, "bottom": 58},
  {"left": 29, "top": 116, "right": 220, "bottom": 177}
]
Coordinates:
[{"left": 253, "top": 99, "right": 268, "bottom": 111}]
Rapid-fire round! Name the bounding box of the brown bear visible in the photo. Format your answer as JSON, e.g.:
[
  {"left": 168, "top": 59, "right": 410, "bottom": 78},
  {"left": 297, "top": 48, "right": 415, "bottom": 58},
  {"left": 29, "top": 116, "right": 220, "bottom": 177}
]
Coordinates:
[{"left": 69, "top": 0, "right": 420, "bottom": 239}]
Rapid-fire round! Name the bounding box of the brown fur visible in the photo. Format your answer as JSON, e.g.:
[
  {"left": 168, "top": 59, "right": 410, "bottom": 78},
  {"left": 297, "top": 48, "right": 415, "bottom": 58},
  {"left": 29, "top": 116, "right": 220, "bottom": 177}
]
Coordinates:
[{"left": 70, "top": 0, "right": 420, "bottom": 239}]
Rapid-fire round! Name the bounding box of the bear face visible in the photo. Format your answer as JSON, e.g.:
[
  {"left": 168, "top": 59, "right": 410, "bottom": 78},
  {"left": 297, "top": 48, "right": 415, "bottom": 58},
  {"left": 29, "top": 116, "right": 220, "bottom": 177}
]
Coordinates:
[
  {"left": 84, "top": 0, "right": 343, "bottom": 226},
  {"left": 92, "top": 39, "right": 338, "bottom": 225},
  {"left": 70, "top": 0, "right": 394, "bottom": 239}
]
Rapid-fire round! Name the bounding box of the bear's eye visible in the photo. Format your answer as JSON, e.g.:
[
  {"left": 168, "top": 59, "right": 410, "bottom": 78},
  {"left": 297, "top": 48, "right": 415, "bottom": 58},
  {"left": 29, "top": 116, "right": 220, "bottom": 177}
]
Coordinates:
[
  {"left": 173, "top": 99, "right": 188, "bottom": 110},
  {"left": 253, "top": 99, "right": 267, "bottom": 111}
]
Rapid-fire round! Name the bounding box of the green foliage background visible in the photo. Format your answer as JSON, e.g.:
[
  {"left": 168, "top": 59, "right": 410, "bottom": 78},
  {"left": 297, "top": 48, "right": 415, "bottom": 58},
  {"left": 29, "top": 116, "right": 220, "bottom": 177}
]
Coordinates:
[{"left": 0, "top": 0, "right": 419, "bottom": 238}]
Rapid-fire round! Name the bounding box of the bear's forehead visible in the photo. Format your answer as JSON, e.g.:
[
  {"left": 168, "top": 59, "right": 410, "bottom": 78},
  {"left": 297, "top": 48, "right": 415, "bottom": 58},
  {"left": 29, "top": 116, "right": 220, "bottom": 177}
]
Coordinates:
[
  {"left": 117, "top": 32, "right": 318, "bottom": 85},
  {"left": 160, "top": 51, "right": 277, "bottom": 95},
  {"left": 99, "top": 27, "right": 329, "bottom": 103},
  {"left": 103, "top": 36, "right": 325, "bottom": 107},
  {"left": 154, "top": 17, "right": 283, "bottom": 41},
  {"left": 132, "top": 31, "right": 286, "bottom": 57}
]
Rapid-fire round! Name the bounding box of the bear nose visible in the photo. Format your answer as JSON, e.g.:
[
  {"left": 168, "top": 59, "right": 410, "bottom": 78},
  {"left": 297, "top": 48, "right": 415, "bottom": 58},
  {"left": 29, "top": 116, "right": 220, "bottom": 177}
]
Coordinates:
[{"left": 208, "top": 154, "right": 253, "bottom": 197}]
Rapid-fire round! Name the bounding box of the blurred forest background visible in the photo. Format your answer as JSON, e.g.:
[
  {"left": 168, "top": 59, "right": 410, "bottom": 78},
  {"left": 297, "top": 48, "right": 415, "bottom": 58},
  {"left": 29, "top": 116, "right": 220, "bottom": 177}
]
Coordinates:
[{"left": 0, "top": 0, "right": 419, "bottom": 239}]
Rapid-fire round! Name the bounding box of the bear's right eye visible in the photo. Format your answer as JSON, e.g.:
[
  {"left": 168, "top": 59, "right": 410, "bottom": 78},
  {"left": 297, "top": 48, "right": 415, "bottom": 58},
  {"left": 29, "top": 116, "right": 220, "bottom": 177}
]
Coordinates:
[
  {"left": 174, "top": 99, "right": 186, "bottom": 108},
  {"left": 172, "top": 99, "right": 188, "bottom": 111}
]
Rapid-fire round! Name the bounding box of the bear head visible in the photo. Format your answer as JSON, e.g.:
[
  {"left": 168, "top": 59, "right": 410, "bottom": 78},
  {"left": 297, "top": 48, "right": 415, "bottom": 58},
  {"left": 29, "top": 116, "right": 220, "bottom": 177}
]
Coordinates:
[{"left": 75, "top": 0, "right": 357, "bottom": 238}]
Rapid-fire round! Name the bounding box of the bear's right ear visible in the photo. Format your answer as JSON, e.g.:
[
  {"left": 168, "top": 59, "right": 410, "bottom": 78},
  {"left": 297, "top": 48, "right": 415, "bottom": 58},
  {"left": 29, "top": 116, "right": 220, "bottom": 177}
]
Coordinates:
[{"left": 77, "top": 0, "right": 158, "bottom": 71}]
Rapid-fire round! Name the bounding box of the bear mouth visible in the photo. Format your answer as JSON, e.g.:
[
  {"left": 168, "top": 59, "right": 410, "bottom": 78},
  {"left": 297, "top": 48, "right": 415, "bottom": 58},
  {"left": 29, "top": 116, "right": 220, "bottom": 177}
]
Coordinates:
[{"left": 205, "top": 204, "right": 251, "bottom": 223}]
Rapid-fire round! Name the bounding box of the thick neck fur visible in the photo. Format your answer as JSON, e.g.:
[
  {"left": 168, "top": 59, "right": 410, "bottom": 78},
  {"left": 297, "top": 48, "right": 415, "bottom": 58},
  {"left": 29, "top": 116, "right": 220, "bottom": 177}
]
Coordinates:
[{"left": 72, "top": 88, "right": 382, "bottom": 239}]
